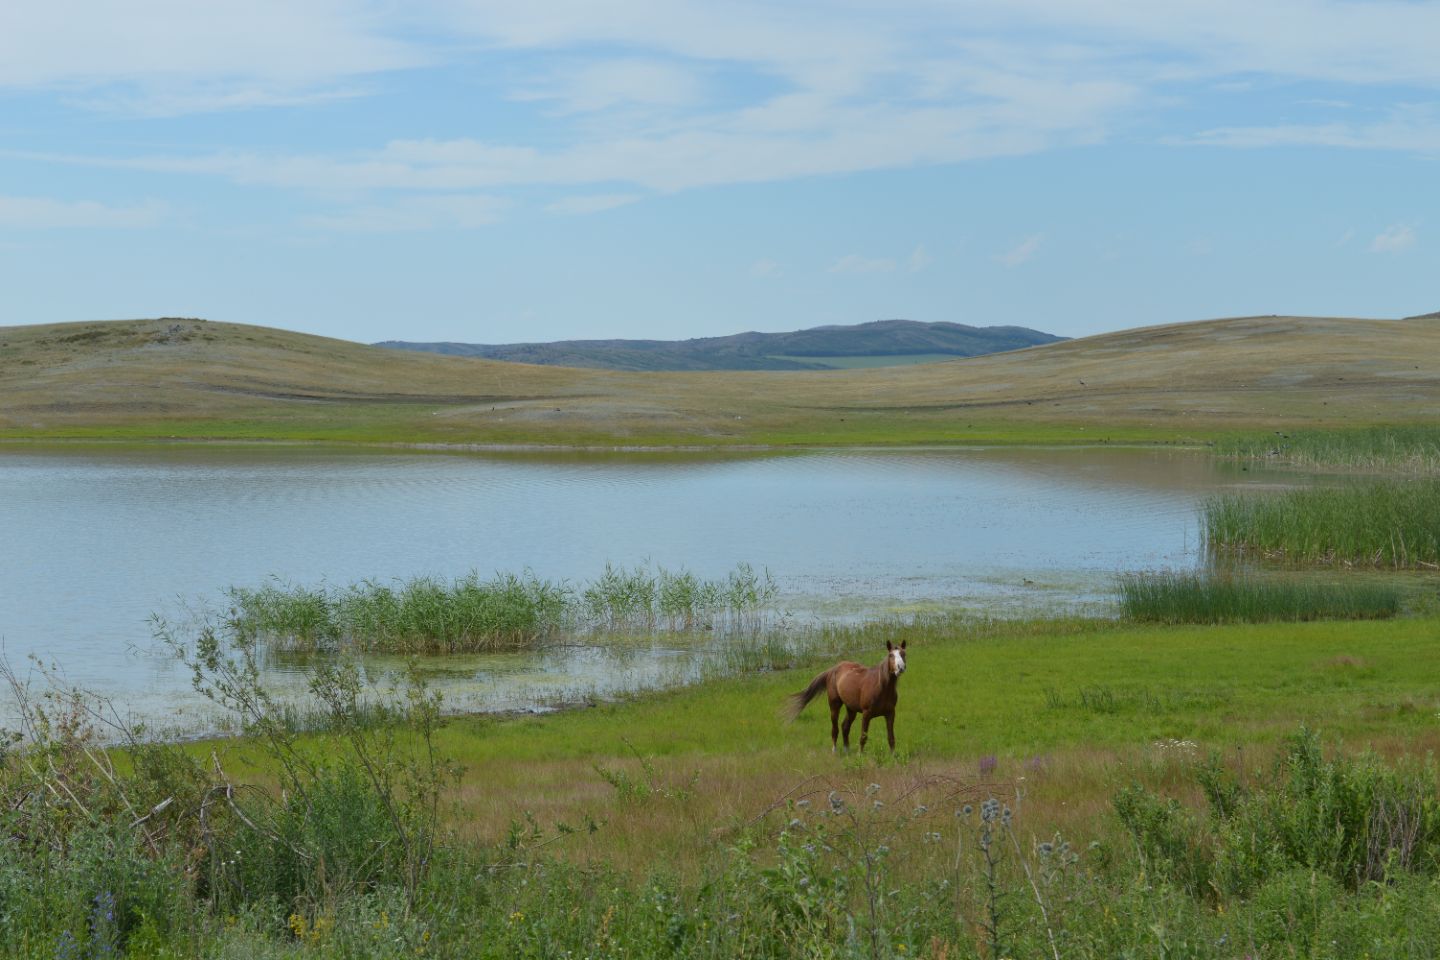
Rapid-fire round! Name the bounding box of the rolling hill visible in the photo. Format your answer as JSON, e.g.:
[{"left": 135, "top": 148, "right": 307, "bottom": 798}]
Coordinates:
[
  {"left": 375, "top": 319, "right": 1066, "bottom": 371},
  {"left": 2, "top": 314, "right": 1438, "bottom": 447}
]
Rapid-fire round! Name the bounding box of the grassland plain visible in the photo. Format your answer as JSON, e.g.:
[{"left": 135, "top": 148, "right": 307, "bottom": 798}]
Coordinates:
[
  {"left": 188, "top": 615, "right": 1440, "bottom": 875},
  {"left": 10, "top": 614, "right": 1440, "bottom": 957},
  {"left": 4, "top": 314, "right": 1440, "bottom": 447}
]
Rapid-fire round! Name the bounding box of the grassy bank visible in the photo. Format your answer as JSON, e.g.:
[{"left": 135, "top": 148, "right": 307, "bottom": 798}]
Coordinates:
[
  {"left": 1204, "top": 480, "right": 1440, "bottom": 567},
  {"left": 10, "top": 614, "right": 1440, "bottom": 958}
]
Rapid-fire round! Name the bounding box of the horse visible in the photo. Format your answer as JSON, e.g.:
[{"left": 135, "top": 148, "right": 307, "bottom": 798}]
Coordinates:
[{"left": 785, "top": 640, "right": 906, "bottom": 752}]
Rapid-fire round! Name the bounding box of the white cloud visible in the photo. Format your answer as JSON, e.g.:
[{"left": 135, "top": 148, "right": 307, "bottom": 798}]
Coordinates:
[
  {"left": 303, "top": 194, "right": 507, "bottom": 232},
  {"left": 514, "top": 59, "right": 705, "bottom": 114},
  {"left": 0, "top": 195, "right": 167, "bottom": 229},
  {"left": 1183, "top": 107, "right": 1440, "bottom": 153},
  {"left": 545, "top": 194, "right": 640, "bottom": 215},
  {"left": 0, "top": 0, "right": 420, "bottom": 114},
  {"left": 1370, "top": 224, "right": 1416, "bottom": 254},
  {"left": 749, "top": 258, "right": 781, "bottom": 278},
  {"left": 829, "top": 254, "right": 896, "bottom": 274},
  {"left": 908, "top": 244, "right": 934, "bottom": 272},
  {"left": 997, "top": 233, "right": 1043, "bottom": 267}
]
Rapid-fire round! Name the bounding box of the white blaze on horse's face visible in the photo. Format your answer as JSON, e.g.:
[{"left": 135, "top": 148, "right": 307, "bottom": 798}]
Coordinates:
[{"left": 890, "top": 647, "right": 906, "bottom": 676}]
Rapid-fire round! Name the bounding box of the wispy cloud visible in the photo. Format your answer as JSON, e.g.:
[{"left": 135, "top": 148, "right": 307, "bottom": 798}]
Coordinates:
[
  {"left": 1181, "top": 105, "right": 1440, "bottom": 153},
  {"left": 545, "top": 194, "right": 640, "bottom": 215},
  {"left": 749, "top": 258, "right": 781, "bottom": 278},
  {"left": 908, "top": 244, "right": 934, "bottom": 272},
  {"left": 302, "top": 195, "right": 507, "bottom": 232},
  {"left": 997, "top": 234, "right": 1043, "bottom": 267},
  {"left": 1370, "top": 223, "right": 1416, "bottom": 254},
  {"left": 829, "top": 254, "right": 896, "bottom": 274},
  {"left": 0, "top": 194, "right": 167, "bottom": 229}
]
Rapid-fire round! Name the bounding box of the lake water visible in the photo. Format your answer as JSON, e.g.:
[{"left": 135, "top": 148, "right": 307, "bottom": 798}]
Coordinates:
[{"left": 0, "top": 444, "right": 1274, "bottom": 731}]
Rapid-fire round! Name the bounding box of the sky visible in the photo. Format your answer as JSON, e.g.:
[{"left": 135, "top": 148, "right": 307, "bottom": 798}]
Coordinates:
[{"left": 1, "top": 1, "right": 1437, "bottom": 345}]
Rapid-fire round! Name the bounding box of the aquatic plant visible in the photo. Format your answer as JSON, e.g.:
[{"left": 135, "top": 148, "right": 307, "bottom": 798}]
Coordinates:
[
  {"left": 225, "top": 562, "right": 779, "bottom": 654},
  {"left": 1203, "top": 480, "right": 1440, "bottom": 568},
  {"left": 1117, "top": 571, "right": 1403, "bottom": 623},
  {"left": 1217, "top": 425, "right": 1440, "bottom": 474}
]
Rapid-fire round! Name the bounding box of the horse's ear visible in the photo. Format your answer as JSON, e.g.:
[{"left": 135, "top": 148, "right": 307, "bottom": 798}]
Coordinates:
[
  {"left": 885, "top": 640, "right": 893, "bottom": 651},
  {"left": 900, "top": 640, "right": 907, "bottom": 651}
]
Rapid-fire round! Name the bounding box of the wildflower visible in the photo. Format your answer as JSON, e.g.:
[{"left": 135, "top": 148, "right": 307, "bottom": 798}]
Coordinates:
[
  {"left": 912, "top": 804, "right": 928, "bottom": 816},
  {"left": 508, "top": 911, "right": 525, "bottom": 925},
  {"left": 795, "top": 798, "right": 811, "bottom": 809},
  {"left": 828, "top": 790, "right": 845, "bottom": 812},
  {"left": 960, "top": 804, "right": 973, "bottom": 817},
  {"left": 866, "top": 783, "right": 881, "bottom": 796},
  {"left": 1038, "top": 842, "right": 1054, "bottom": 856}
]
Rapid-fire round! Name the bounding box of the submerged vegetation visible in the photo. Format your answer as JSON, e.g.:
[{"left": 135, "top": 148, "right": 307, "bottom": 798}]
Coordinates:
[
  {"left": 1117, "top": 570, "right": 1403, "bottom": 623},
  {"left": 224, "top": 562, "right": 778, "bottom": 653},
  {"left": 1218, "top": 424, "right": 1440, "bottom": 474},
  {"left": 1203, "top": 480, "right": 1440, "bottom": 568}
]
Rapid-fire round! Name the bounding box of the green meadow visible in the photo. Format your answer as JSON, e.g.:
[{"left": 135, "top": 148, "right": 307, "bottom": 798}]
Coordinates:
[{"left": 11, "top": 612, "right": 1440, "bottom": 958}]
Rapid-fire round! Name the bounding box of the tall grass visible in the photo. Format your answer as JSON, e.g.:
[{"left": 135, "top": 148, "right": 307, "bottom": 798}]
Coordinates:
[
  {"left": 1203, "top": 480, "right": 1440, "bottom": 567},
  {"left": 1117, "top": 571, "right": 1402, "bottom": 623},
  {"left": 228, "top": 572, "right": 570, "bottom": 653},
  {"left": 227, "top": 562, "right": 779, "bottom": 654},
  {"left": 1217, "top": 425, "right": 1440, "bottom": 474}
]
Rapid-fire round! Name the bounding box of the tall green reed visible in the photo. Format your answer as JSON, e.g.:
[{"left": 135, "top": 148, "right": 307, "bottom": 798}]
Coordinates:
[
  {"left": 227, "top": 562, "right": 779, "bottom": 654},
  {"left": 1117, "top": 571, "right": 1402, "bottom": 623},
  {"left": 1203, "top": 480, "right": 1440, "bottom": 567},
  {"left": 1217, "top": 425, "right": 1440, "bottom": 474}
]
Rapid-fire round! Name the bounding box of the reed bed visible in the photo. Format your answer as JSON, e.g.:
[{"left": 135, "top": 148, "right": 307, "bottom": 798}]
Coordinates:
[
  {"left": 1217, "top": 425, "right": 1440, "bottom": 474},
  {"left": 1117, "top": 571, "right": 1402, "bottom": 623},
  {"left": 1203, "top": 480, "right": 1440, "bottom": 568},
  {"left": 226, "top": 562, "right": 778, "bottom": 654}
]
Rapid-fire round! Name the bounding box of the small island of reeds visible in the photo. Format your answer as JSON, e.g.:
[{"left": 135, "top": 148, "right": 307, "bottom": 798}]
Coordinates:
[{"left": 223, "top": 562, "right": 778, "bottom": 654}]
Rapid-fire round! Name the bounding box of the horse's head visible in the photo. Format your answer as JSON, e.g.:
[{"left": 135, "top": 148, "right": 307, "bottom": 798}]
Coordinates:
[{"left": 885, "top": 639, "right": 907, "bottom": 679}]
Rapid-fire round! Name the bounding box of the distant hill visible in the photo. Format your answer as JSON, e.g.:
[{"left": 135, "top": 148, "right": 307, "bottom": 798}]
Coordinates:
[
  {"left": 6, "top": 314, "right": 1440, "bottom": 446},
  {"left": 1404, "top": 310, "right": 1440, "bottom": 320},
  {"left": 375, "top": 319, "right": 1067, "bottom": 371}
]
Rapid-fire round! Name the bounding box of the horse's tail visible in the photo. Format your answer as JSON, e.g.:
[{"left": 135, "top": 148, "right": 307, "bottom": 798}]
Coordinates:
[{"left": 784, "top": 668, "right": 831, "bottom": 721}]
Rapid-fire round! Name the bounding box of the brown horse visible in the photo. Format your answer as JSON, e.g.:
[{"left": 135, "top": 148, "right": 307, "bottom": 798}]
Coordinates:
[{"left": 786, "top": 640, "right": 907, "bottom": 752}]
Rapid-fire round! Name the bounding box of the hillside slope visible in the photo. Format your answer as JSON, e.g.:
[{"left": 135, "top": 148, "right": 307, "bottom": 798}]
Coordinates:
[
  {"left": 376, "top": 319, "right": 1065, "bottom": 371},
  {"left": 2, "top": 315, "right": 1438, "bottom": 446}
]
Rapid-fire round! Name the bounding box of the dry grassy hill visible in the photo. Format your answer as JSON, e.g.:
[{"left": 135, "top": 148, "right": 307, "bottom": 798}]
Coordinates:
[{"left": 2, "top": 314, "right": 1437, "bottom": 446}]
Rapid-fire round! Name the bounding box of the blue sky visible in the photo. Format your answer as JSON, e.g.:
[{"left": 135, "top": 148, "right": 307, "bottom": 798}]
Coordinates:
[{"left": 2, "top": 1, "right": 1437, "bottom": 344}]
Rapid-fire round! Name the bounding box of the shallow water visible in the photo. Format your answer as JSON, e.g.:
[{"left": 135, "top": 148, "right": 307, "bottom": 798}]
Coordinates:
[{"left": 0, "top": 443, "right": 1278, "bottom": 731}]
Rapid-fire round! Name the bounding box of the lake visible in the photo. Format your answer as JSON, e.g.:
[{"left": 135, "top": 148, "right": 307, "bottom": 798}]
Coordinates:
[{"left": 0, "top": 443, "right": 1275, "bottom": 731}]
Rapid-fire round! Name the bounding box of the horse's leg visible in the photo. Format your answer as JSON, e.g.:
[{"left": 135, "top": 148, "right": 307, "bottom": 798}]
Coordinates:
[
  {"left": 859, "top": 710, "right": 872, "bottom": 752},
  {"left": 884, "top": 712, "right": 896, "bottom": 752},
  {"left": 841, "top": 708, "right": 857, "bottom": 751},
  {"left": 829, "top": 698, "right": 841, "bottom": 752}
]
